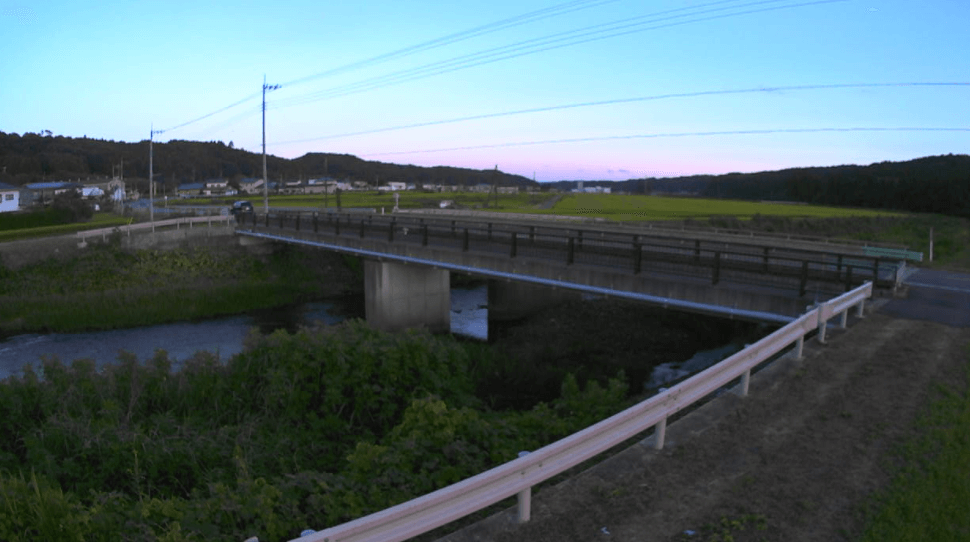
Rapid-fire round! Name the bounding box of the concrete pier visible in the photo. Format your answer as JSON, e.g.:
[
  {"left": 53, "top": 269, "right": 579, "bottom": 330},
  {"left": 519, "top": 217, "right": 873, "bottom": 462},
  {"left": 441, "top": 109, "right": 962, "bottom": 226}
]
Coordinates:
[{"left": 364, "top": 260, "right": 451, "bottom": 333}]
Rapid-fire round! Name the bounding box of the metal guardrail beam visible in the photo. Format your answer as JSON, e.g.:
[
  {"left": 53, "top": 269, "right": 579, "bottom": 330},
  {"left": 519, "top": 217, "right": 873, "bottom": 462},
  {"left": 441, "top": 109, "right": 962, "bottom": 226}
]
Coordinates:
[
  {"left": 76, "top": 215, "right": 232, "bottom": 240},
  {"left": 293, "top": 283, "right": 872, "bottom": 542}
]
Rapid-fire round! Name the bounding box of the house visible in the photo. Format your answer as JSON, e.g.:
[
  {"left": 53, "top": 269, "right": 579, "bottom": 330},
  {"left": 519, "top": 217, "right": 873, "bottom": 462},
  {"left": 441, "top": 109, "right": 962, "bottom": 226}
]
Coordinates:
[
  {"left": 239, "top": 178, "right": 264, "bottom": 195},
  {"left": 497, "top": 186, "right": 520, "bottom": 194},
  {"left": 0, "top": 182, "right": 20, "bottom": 213},
  {"left": 81, "top": 187, "right": 104, "bottom": 199},
  {"left": 203, "top": 179, "right": 229, "bottom": 196},
  {"left": 22, "top": 181, "right": 83, "bottom": 206},
  {"left": 177, "top": 183, "right": 204, "bottom": 198}
]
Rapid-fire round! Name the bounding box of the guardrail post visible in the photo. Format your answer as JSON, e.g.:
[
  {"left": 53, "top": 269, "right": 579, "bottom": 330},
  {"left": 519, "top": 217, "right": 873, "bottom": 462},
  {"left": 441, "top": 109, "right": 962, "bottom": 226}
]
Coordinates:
[
  {"left": 265, "top": 213, "right": 269, "bottom": 227},
  {"left": 694, "top": 239, "right": 701, "bottom": 263},
  {"left": 462, "top": 228, "right": 469, "bottom": 252},
  {"left": 763, "top": 247, "right": 770, "bottom": 272},
  {"left": 845, "top": 266, "right": 853, "bottom": 291},
  {"left": 360, "top": 219, "right": 366, "bottom": 238},
  {"left": 567, "top": 237, "right": 575, "bottom": 265},
  {"left": 837, "top": 254, "right": 843, "bottom": 275},
  {"left": 335, "top": 216, "right": 341, "bottom": 236},
  {"left": 740, "top": 369, "right": 751, "bottom": 397},
  {"left": 313, "top": 212, "right": 318, "bottom": 233},
  {"left": 487, "top": 222, "right": 493, "bottom": 241},
  {"left": 817, "top": 308, "right": 828, "bottom": 344},
  {"left": 633, "top": 242, "right": 642, "bottom": 274},
  {"left": 295, "top": 214, "right": 301, "bottom": 231},
  {"left": 529, "top": 225, "right": 535, "bottom": 243},
  {"left": 839, "top": 310, "right": 849, "bottom": 329},
  {"left": 422, "top": 224, "right": 428, "bottom": 246},
  {"left": 799, "top": 261, "right": 809, "bottom": 297},
  {"left": 388, "top": 219, "right": 395, "bottom": 242},
  {"left": 577, "top": 230, "right": 583, "bottom": 248},
  {"left": 712, "top": 251, "right": 721, "bottom": 285},
  {"left": 511, "top": 232, "right": 518, "bottom": 258},
  {"left": 856, "top": 298, "right": 866, "bottom": 318},
  {"left": 516, "top": 451, "right": 532, "bottom": 523},
  {"left": 872, "top": 257, "right": 880, "bottom": 284},
  {"left": 654, "top": 417, "right": 667, "bottom": 450},
  {"left": 795, "top": 335, "right": 804, "bottom": 359},
  {"left": 279, "top": 213, "right": 284, "bottom": 229}
]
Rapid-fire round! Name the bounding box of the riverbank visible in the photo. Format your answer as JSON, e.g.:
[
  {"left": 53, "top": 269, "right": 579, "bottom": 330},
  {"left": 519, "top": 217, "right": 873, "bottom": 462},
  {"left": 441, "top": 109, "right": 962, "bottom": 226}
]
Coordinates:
[{"left": 0, "top": 240, "right": 361, "bottom": 338}]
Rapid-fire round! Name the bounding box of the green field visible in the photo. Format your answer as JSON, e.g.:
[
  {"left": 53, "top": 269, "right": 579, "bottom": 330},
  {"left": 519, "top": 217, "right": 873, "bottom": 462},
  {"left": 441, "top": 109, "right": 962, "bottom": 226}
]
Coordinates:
[
  {"left": 0, "top": 213, "right": 130, "bottom": 242},
  {"left": 543, "top": 194, "right": 900, "bottom": 221}
]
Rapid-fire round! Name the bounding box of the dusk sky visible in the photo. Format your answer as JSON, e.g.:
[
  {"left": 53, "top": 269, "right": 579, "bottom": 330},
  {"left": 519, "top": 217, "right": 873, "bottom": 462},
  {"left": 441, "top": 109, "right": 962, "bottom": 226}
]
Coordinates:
[{"left": 2, "top": 0, "right": 968, "bottom": 181}]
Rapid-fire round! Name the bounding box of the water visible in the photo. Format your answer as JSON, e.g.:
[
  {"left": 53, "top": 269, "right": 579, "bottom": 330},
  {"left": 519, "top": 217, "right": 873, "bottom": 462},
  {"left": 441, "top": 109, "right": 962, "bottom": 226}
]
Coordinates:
[
  {"left": 645, "top": 343, "right": 745, "bottom": 390},
  {"left": 0, "top": 286, "right": 488, "bottom": 380}
]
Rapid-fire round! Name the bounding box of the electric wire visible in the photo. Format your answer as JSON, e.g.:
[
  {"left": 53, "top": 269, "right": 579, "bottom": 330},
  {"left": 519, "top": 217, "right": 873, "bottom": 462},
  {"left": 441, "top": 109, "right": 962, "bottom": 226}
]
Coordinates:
[
  {"left": 280, "top": 0, "right": 620, "bottom": 88},
  {"left": 271, "top": 82, "right": 970, "bottom": 146},
  {"left": 269, "top": 0, "right": 841, "bottom": 110},
  {"left": 364, "top": 127, "right": 970, "bottom": 156}
]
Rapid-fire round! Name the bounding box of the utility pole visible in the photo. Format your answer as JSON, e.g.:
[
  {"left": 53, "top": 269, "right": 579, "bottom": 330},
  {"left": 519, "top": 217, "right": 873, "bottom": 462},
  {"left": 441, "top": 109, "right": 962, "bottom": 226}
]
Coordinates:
[
  {"left": 149, "top": 124, "right": 155, "bottom": 231},
  {"left": 262, "top": 75, "right": 281, "bottom": 214}
]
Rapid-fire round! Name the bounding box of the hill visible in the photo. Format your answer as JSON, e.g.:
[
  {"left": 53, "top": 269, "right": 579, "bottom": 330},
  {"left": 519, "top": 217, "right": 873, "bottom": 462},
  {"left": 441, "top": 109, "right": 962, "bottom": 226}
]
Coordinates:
[{"left": 0, "top": 131, "right": 535, "bottom": 193}]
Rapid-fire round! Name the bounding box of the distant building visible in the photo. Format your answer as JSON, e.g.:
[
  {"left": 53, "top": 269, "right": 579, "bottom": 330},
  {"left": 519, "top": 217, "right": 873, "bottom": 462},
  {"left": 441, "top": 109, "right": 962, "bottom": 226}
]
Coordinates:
[
  {"left": 203, "top": 179, "right": 229, "bottom": 196},
  {"left": 22, "top": 181, "right": 83, "bottom": 206},
  {"left": 0, "top": 182, "right": 20, "bottom": 213},
  {"left": 239, "top": 178, "right": 264, "bottom": 194},
  {"left": 177, "top": 182, "right": 204, "bottom": 198}
]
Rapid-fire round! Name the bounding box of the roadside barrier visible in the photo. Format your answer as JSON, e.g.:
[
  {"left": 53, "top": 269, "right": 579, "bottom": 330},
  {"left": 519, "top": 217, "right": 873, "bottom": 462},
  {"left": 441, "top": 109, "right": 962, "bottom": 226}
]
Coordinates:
[
  {"left": 76, "top": 215, "right": 233, "bottom": 243},
  {"left": 293, "top": 282, "right": 873, "bottom": 542}
]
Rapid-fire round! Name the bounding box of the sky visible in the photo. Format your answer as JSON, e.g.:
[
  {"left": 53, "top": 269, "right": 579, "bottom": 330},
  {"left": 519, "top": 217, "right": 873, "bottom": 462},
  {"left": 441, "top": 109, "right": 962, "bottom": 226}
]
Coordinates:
[{"left": 1, "top": 0, "right": 968, "bottom": 181}]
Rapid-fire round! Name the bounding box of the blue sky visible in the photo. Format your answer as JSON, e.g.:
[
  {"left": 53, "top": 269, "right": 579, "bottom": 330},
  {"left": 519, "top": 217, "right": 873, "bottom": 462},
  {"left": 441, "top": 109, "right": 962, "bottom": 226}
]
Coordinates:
[{"left": 2, "top": 0, "right": 968, "bottom": 181}]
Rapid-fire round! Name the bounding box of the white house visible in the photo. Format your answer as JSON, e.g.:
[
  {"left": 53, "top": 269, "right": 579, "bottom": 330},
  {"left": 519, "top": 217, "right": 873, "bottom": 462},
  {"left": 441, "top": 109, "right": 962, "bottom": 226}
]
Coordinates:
[{"left": 0, "top": 182, "right": 20, "bottom": 213}]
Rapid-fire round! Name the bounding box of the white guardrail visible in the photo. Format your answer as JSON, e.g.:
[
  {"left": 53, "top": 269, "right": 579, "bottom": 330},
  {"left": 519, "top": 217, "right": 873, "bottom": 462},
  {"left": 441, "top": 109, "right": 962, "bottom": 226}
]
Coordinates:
[
  {"left": 294, "top": 281, "right": 874, "bottom": 542},
  {"left": 76, "top": 215, "right": 233, "bottom": 242}
]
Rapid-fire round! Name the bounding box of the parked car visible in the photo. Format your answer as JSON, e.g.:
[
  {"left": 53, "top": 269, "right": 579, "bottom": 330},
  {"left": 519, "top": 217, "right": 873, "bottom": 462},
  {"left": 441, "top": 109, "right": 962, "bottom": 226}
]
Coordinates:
[{"left": 230, "top": 200, "right": 254, "bottom": 216}]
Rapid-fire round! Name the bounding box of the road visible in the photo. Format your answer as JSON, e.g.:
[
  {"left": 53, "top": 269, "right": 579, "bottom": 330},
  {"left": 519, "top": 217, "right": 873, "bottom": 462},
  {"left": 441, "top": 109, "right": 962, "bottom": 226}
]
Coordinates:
[{"left": 439, "top": 269, "right": 970, "bottom": 542}]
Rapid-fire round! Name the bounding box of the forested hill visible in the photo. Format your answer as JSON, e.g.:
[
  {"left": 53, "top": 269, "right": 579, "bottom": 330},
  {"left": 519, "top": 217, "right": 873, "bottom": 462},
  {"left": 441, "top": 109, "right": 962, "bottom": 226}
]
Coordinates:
[
  {"left": 616, "top": 154, "right": 970, "bottom": 217},
  {"left": 0, "top": 131, "right": 534, "bottom": 190}
]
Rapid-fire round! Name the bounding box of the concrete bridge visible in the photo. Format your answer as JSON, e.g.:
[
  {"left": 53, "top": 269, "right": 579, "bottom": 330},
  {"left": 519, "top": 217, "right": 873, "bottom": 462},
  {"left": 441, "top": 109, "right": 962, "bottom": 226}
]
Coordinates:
[{"left": 234, "top": 210, "right": 908, "bottom": 331}]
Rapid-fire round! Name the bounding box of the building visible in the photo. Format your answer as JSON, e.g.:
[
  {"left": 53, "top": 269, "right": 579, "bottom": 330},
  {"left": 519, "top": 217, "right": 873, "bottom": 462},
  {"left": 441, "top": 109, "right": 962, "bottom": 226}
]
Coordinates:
[
  {"left": 239, "top": 178, "right": 264, "bottom": 195},
  {"left": 177, "top": 182, "right": 204, "bottom": 198},
  {"left": 0, "top": 182, "right": 20, "bottom": 213},
  {"left": 203, "top": 179, "right": 229, "bottom": 196},
  {"left": 22, "top": 181, "right": 83, "bottom": 207}
]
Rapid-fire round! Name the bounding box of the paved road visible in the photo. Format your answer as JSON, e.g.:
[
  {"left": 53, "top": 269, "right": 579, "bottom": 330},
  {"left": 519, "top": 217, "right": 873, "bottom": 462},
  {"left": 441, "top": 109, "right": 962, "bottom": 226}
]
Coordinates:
[{"left": 881, "top": 268, "right": 970, "bottom": 327}]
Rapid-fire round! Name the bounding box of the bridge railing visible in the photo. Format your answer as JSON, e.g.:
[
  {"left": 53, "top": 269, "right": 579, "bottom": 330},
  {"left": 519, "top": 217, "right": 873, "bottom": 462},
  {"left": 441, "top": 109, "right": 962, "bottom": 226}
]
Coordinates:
[
  {"left": 293, "top": 282, "right": 873, "bottom": 542},
  {"left": 247, "top": 211, "right": 900, "bottom": 292}
]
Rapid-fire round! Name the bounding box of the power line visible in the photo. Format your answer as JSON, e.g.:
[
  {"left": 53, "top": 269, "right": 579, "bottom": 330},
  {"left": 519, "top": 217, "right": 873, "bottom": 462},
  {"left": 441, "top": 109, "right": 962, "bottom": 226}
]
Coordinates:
[
  {"left": 280, "top": 0, "right": 620, "bottom": 88},
  {"left": 364, "top": 127, "right": 970, "bottom": 156},
  {"left": 270, "top": 0, "right": 840, "bottom": 110},
  {"left": 152, "top": 0, "right": 617, "bottom": 137},
  {"left": 271, "top": 82, "right": 970, "bottom": 146}
]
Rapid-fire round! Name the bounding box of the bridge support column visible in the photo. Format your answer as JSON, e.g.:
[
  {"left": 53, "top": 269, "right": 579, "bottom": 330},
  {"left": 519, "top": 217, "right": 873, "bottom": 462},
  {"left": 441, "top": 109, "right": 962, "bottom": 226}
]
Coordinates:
[
  {"left": 364, "top": 260, "right": 450, "bottom": 333},
  {"left": 487, "top": 280, "right": 581, "bottom": 322}
]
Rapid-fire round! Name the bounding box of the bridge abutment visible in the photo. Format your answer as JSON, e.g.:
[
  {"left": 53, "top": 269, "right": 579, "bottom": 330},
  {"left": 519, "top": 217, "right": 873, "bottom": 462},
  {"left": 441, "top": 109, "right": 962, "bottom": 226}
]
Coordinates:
[{"left": 364, "top": 260, "right": 451, "bottom": 333}]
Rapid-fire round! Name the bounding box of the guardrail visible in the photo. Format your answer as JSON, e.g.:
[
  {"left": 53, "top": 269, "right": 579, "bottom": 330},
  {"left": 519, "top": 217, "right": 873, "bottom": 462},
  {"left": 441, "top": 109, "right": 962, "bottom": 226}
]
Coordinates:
[
  {"left": 76, "top": 215, "right": 233, "bottom": 242},
  {"left": 294, "top": 282, "right": 873, "bottom": 542},
  {"left": 245, "top": 211, "right": 900, "bottom": 292}
]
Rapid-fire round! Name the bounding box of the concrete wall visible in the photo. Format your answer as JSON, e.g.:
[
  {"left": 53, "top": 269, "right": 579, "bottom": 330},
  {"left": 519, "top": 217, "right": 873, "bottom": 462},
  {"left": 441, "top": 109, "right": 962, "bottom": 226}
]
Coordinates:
[
  {"left": 488, "top": 280, "right": 581, "bottom": 322},
  {"left": 364, "top": 260, "right": 451, "bottom": 333}
]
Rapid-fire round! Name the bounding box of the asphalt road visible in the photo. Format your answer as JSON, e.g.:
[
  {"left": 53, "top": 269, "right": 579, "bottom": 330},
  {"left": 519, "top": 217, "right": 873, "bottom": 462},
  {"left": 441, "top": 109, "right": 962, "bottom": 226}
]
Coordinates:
[{"left": 881, "top": 267, "right": 970, "bottom": 327}]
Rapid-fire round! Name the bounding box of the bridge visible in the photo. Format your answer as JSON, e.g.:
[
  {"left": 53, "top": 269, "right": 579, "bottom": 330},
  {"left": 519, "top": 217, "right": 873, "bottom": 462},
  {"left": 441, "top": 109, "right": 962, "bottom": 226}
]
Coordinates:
[{"left": 234, "top": 210, "right": 910, "bottom": 330}]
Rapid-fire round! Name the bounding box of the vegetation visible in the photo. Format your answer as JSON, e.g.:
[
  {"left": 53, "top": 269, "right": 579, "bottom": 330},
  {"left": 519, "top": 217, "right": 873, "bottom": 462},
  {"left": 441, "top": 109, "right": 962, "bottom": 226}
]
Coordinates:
[
  {"left": 0, "top": 243, "right": 357, "bottom": 336},
  {"left": 0, "top": 322, "right": 632, "bottom": 541},
  {"left": 0, "top": 212, "right": 129, "bottom": 242},
  {"left": 182, "top": 191, "right": 548, "bottom": 212},
  {"left": 860, "top": 361, "right": 970, "bottom": 541},
  {"left": 542, "top": 193, "right": 899, "bottom": 221}
]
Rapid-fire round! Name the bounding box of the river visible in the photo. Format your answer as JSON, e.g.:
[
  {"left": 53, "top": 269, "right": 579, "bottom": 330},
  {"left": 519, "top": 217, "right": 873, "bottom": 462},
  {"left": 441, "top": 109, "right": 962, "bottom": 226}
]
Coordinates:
[{"left": 0, "top": 286, "right": 488, "bottom": 380}]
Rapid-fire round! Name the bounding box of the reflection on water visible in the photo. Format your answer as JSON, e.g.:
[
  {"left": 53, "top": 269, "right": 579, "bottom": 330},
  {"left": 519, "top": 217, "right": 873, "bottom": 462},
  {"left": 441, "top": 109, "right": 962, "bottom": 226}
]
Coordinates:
[{"left": 0, "top": 286, "right": 489, "bottom": 380}]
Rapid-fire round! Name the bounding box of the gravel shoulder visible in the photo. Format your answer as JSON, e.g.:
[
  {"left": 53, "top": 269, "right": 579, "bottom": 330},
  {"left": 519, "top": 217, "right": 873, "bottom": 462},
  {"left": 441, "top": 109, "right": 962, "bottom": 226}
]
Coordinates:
[{"left": 441, "top": 302, "right": 970, "bottom": 542}]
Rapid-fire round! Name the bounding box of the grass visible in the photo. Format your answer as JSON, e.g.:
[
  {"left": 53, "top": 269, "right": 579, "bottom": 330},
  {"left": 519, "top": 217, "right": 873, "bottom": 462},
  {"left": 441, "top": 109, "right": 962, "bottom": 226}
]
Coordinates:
[
  {"left": 859, "top": 362, "right": 970, "bottom": 541},
  {"left": 542, "top": 194, "right": 901, "bottom": 221},
  {"left": 0, "top": 213, "right": 130, "bottom": 242},
  {"left": 175, "top": 191, "right": 548, "bottom": 212}
]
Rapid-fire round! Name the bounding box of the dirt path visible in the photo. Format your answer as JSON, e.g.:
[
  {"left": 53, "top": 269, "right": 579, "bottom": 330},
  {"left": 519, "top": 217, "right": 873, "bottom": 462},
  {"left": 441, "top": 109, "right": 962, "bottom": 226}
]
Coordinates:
[{"left": 441, "top": 309, "right": 970, "bottom": 542}]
